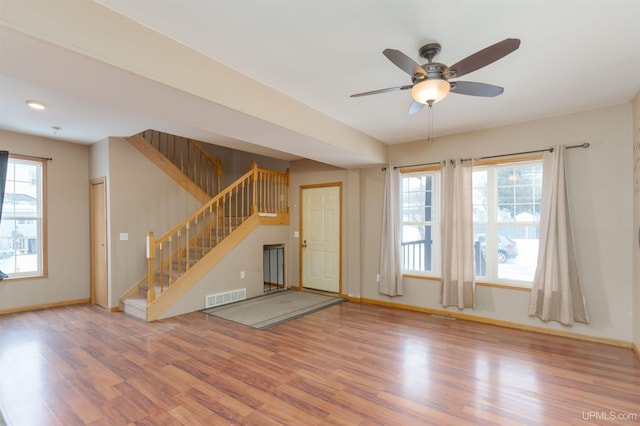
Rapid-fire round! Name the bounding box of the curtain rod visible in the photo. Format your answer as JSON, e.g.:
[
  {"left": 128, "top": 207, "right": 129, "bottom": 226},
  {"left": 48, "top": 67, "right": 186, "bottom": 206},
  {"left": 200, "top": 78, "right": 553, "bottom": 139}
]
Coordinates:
[
  {"left": 9, "top": 152, "right": 53, "bottom": 161},
  {"left": 385, "top": 142, "right": 590, "bottom": 171}
]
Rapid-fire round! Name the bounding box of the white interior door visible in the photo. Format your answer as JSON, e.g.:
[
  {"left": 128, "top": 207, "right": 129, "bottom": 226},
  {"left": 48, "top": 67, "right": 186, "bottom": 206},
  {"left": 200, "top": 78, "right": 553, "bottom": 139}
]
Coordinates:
[{"left": 301, "top": 185, "right": 340, "bottom": 293}]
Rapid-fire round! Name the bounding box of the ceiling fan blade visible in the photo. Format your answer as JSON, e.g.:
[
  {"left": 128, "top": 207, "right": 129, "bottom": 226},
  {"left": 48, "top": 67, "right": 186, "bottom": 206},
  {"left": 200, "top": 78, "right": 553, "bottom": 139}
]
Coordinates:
[
  {"left": 350, "top": 85, "right": 412, "bottom": 98},
  {"left": 450, "top": 81, "right": 504, "bottom": 97},
  {"left": 383, "top": 49, "right": 424, "bottom": 77},
  {"left": 447, "top": 38, "right": 520, "bottom": 79},
  {"left": 409, "top": 100, "right": 425, "bottom": 115}
]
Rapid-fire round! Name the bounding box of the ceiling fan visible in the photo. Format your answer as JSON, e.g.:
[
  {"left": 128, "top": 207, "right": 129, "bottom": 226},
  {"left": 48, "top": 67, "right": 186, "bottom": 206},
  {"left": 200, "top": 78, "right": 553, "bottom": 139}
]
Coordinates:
[{"left": 351, "top": 38, "right": 521, "bottom": 114}]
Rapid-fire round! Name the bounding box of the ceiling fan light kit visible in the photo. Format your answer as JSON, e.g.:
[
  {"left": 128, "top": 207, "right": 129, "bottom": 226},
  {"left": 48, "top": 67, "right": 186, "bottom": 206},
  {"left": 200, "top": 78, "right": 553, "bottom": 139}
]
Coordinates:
[
  {"left": 412, "top": 42, "right": 451, "bottom": 105},
  {"left": 411, "top": 78, "right": 450, "bottom": 104},
  {"left": 351, "top": 38, "right": 521, "bottom": 141}
]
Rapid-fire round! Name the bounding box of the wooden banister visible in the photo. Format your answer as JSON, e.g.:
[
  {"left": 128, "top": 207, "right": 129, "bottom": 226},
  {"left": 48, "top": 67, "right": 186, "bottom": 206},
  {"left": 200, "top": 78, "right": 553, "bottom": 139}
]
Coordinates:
[
  {"left": 140, "top": 130, "right": 223, "bottom": 198},
  {"left": 144, "top": 165, "right": 289, "bottom": 305}
]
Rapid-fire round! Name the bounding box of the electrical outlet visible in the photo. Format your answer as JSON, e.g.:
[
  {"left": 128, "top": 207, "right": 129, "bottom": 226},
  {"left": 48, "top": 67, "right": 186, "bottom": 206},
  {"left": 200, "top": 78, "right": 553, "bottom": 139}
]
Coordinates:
[
  {"left": 376, "top": 274, "right": 381, "bottom": 282},
  {"left": 240, "top": 271, "right": 245, "bottom": 279}
]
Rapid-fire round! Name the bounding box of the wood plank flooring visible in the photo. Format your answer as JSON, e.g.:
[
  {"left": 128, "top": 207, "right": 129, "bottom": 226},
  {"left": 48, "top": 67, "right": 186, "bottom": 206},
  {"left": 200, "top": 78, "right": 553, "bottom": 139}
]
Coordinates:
[{"left": 0, "top": 302, "right": 638, "bottom": 425}]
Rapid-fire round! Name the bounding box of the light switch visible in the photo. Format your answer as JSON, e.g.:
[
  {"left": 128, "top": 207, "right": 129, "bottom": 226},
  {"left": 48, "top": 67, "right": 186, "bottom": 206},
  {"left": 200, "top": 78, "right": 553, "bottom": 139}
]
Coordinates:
[
  {"left": 120, "top": 233, "right": 128, "bottom": 241},
  {"left": 294, "top": 231, "right": 299, "bottom": 238}
]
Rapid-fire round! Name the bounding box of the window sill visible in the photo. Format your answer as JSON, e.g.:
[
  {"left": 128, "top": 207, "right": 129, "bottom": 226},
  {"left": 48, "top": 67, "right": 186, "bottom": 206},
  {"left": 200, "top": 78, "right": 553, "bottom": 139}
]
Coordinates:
[
  {"left": 0, "top": 274, "right": 47, "bottom": 282},
  {"left": 402, "top": 274, "right": 531, "bottom": 291},
  {"left": 402, "top": 273, "right": 440, "bottom": 281},
  {"left": 476, "top": 281, "right": 532, "bottom": 291}
]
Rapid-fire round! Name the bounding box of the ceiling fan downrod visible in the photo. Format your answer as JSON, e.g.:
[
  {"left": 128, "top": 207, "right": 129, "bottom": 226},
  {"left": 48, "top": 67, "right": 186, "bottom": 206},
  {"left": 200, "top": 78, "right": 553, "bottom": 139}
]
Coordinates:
[{"left": 418, "top": 43, "right": 441, "bottom": 63}]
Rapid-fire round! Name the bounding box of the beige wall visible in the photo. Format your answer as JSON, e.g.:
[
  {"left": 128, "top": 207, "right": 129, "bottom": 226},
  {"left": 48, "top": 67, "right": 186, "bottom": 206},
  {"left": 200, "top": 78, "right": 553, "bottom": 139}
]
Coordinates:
[
  {"left": 162, "top": 224, "right": 290, "bottom": 318},
  {"left": 89, "top": 137, "right": 202, "bottom": 307},
  {"left": 197, "top": 140, "right": 290, "bottom": 188},
  {"left": 232, "top": 149, "right": 289, "bottom": 176},
  {"left": 632, "top": 90, "right": 640, "bottom": 351},
  {"left": 89, "top": 137, "right": 109, "bottom": 179},
  {"left": 0, "top": 130, "right": 90, "bottom": 311},
  {"left": 3, "top": 102, "right": 636, "bottom": 345},
  {"left": 361, "top": 104, "right": 634, "bottom": 342}
]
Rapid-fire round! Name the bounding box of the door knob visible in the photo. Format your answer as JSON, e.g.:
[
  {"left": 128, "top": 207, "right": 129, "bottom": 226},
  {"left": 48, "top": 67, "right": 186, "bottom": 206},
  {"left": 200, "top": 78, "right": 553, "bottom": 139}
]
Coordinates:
[{"left": 302, "top": 240, "right": 307, "bottom": 248}]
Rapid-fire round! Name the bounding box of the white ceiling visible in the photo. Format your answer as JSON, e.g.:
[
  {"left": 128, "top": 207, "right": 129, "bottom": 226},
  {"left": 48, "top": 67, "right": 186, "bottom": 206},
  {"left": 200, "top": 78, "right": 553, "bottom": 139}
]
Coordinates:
[{"left": 1, "top": 0, "right": 639, "bottom": 167}]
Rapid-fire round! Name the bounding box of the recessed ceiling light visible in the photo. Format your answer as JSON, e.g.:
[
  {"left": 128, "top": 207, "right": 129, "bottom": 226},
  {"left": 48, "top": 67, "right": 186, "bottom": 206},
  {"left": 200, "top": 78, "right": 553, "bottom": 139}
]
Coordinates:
[{"left": 26, "top": 100, "right": 46, "bottom": 110}]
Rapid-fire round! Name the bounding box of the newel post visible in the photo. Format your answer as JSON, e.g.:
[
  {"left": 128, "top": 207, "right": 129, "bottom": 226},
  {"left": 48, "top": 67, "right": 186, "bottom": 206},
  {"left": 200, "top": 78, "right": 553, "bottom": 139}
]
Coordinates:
[
  {"left": 251, "top": 161, "right": 258, "bottom": 215},
  {"left": 146, "top": 231, "right": 156, "bottom": 304}
]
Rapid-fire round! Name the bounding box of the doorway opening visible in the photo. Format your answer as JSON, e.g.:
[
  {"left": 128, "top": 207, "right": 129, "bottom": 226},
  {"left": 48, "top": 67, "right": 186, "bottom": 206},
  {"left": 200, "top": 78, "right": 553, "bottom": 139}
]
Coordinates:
[{"left": 263, "top": 244, "right": 285, "bottom": 292}]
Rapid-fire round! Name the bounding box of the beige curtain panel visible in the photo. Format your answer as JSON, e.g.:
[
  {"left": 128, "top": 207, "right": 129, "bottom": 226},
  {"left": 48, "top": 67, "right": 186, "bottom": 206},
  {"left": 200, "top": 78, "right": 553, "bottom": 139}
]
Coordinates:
[
  {"left": 379, "top": 166, "right": 403, "bottom": 296},
  {"left": 441, "top": 159, "right": 475, "bottom": 309},
  {"left": 529, "top": 145, "right": 589, "bottom": 325}
]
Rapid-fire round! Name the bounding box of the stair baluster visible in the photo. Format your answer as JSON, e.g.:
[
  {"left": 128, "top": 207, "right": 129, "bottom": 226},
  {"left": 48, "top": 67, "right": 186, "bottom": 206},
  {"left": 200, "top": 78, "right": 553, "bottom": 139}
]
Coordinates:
[
  {"left": 140, "top": 130, "right": 223, "bottom": 198},
  {"left": 141, "top": 163, "right": 288, "bottom": 311}
]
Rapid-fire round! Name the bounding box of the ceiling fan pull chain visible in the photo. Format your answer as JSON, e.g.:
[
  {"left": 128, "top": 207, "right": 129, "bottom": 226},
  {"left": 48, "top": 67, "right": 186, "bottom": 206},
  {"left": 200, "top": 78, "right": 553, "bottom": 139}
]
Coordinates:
[{"left": 427, "top": 100, "right": 435, "bottom": 142}]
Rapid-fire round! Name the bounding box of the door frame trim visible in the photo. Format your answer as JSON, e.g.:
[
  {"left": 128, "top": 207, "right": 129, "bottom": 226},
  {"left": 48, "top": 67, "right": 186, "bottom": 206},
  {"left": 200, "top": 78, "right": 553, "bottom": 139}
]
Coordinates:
[
  {"left": 299, "top": 182, "right": 343, "bottom": 295},
  {"left": 90, "top": 177, "right": 108, "bottom": 307}
]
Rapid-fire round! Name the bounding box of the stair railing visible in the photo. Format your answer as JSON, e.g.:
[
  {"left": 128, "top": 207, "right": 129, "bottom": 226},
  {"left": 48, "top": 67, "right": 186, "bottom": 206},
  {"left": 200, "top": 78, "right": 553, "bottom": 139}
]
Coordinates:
[
  {"left": 140, "top": 129, "right": 223, "bottom": 197},
  {"left": 145, "top": 162, "right": 289, "bottom": 303}
]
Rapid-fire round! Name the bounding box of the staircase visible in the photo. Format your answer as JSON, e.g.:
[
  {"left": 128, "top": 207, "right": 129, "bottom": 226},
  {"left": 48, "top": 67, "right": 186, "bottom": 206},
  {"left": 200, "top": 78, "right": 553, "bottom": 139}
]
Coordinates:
[
  {"left": 119, "top": 130, "right": 289, "bottom": 321},
  {"left": 121, "top": 215, "right": 242, "bottom": 320}
]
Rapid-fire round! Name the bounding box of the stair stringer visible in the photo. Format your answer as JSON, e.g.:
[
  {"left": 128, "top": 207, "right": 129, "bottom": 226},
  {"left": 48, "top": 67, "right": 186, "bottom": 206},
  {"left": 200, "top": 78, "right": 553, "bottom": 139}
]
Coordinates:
[
  {"left": 127, "top": 134, "right": 210, "bottom": 204},
  {"left": 146, "top": 213, "right": 289, "bottom": 321}
]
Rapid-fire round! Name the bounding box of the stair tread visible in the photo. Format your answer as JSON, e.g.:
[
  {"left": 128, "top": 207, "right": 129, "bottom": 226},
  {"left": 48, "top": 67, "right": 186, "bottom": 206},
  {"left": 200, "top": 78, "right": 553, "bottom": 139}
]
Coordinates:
[
  {"left": 123, "top": 295, "right": 147, "bottom": 305},
  {"left": 122, "top": 295, "right": 147, "bottom": 321}
]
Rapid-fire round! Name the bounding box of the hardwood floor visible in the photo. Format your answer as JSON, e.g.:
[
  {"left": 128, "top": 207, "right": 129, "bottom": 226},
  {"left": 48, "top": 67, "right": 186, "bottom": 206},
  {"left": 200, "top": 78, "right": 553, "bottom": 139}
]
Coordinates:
[{"left": 0, "top": 302, "right": 638, "bottom": 425}]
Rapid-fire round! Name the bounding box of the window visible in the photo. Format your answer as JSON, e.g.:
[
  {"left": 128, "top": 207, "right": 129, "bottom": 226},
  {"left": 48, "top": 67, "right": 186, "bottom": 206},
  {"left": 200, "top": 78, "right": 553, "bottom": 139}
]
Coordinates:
[
  {"left": 401, "top": 169, "right": 440, "bottom": 275},
  {"left": 472, "top": 159, "right": 542, "bottom": 285},
  {"left": 1, "top": 156, "right": 45, "bottom": 277}
]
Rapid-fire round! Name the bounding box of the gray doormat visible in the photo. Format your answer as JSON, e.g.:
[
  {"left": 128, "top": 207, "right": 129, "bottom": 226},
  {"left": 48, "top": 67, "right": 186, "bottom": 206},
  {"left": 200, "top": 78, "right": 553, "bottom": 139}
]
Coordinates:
[{"left": 202, "top": 290, "right": 344, "bottom": 330}]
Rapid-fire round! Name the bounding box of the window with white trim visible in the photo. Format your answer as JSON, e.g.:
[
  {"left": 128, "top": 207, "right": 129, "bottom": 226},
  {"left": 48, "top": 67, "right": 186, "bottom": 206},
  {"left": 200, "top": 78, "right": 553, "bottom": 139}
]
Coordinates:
[
  {"left": 472, "top": 158, "right": 542, "bottom": 286},
  {"left": 0, "top": 156, "right": 45, "bottom": 277},
  {"left": 400, "top": 169, "right": 441, "bottom": 275}
]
